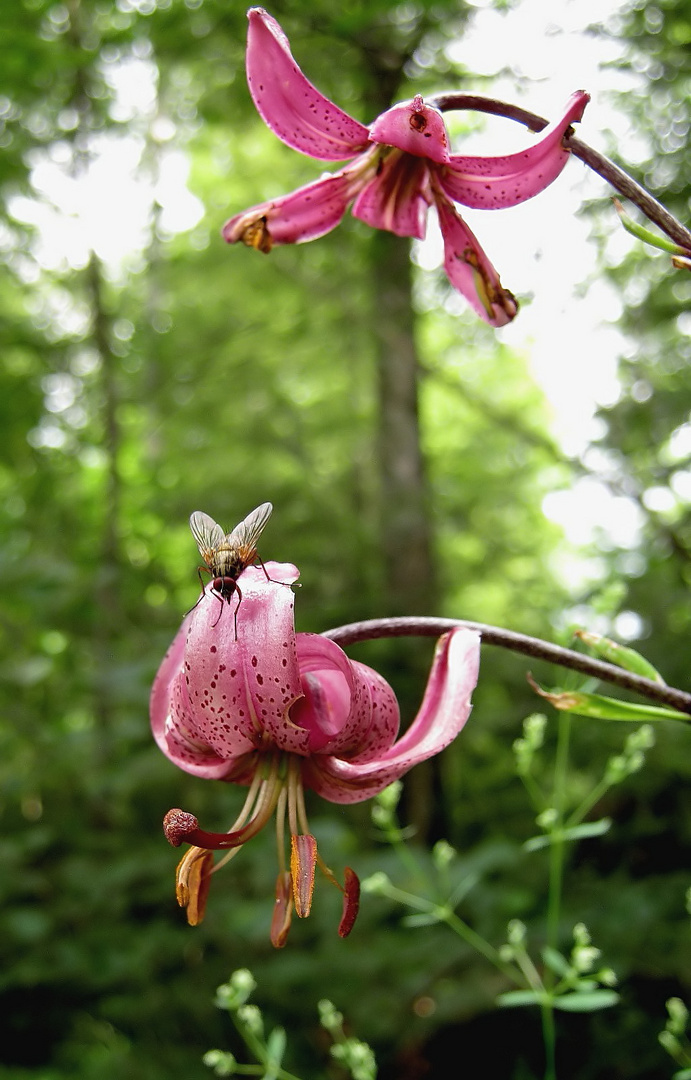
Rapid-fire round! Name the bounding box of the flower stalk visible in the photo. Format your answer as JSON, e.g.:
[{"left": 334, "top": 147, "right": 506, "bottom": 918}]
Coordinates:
[{"left": 323, "top": 617, "right": 691, "bottom": 715}]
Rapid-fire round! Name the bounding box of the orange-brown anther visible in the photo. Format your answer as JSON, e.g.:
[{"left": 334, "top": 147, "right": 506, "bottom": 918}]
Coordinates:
[
  {"left": 270, "top": 871, "right": 294, "bottom": 948},
  {"left": 338, "top": 866, "right": 360, "bottom": 938},
  {"left": 290, "top": 834, "right": 317, "bottom": 918},
  {"left": 175, "top": 848, "right": 214, "bottom": 926},
  {"left": 241, "top": 216, "right": 273, "bottom": 253}
]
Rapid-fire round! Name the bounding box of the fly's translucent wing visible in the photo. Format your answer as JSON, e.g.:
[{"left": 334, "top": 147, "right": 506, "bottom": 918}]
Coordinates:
[
  {"left": 227, "top": 501, "right": 273, "bottom": 552},
  {"left": 190, "top": 511, "right": 225, "bottom": 560}
]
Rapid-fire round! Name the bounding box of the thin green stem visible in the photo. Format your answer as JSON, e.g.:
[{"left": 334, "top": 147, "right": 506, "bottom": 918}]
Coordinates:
[
  {"left": 442, "top": 909, "right": 523, "bottom": 984},
  {"left": 567, "top": 775, "right": 611, "bottom": 829},
  {"left": 375, "top": 879, "right": 522, "bottom": 984},
  {"left": 546, "top": 713, "right": 571, "bottom": 957},
  {"left": 520, "top": 771, "right": 549, "bottom": 813},
  {"left": 541, "top": 1003, "right": 557, "bottom": 1080},
  {"left": 230, "top": 1016, "right": 302, "bottom": 1080},
  {"left": 542, "top": 712, "right": 572, "bottom": 1080},
  {"left": 384, "top": 819, "right": 429, "bottom": 888}
]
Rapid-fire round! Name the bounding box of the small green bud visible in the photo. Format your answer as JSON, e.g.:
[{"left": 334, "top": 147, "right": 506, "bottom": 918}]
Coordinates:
[
  {"left": 537, "top": 808, "right": 558, "bottom": 831},
  {"left": 360, "top": 871, "right": 391, "bottom": 895},
  {"left": 572, "top": 945, "right": 601, "bottom": 973},
  {"left": 514, "top": 714, "right": 546, "bottom": 774},
  {"left": 202, "top": 1050, "right": 237, "bottom": 1076},
  {"left": 237, "top": 1004, "right": 263, "bottom": 1037},
  {"left": 318, "top": 999, "right": 343, "bottom": 1034},
  {"left": 375, "top": 781, "right": 402, "bottom": 813},
  {"left": 432, "top": 839, "right": 456, "bottom": 870},
  {"left": 573, "top": 923, "right": 591, "bottom": 948},
  {"left": 626, "top": 724, "right": 655, "bottom": 753},
  {"left": 658, "top": 1030, "right": 679, "bottom": 1054},
  {"left": 230, "top": 969, "right": 256, "bottom": 994},
  {"left": 666, "top": 997, "right": 689, "bottom": 1036},
  {"left": 371, "top": 804, "right": 391, "bottom": 828},
  {"left": 507, "top": 919, "right": 527, "bottom": 946},
  {"left": 604, "top": 754, "right": 629, "bottom": 785},
  {"left": 524, "top": 713, "right": 547, "bottom": 746}
]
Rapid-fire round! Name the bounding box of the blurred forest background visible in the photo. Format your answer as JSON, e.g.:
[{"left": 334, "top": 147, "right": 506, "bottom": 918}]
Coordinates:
[{"left": 0, "top": 0, "right": 690, "bottom": 1077}]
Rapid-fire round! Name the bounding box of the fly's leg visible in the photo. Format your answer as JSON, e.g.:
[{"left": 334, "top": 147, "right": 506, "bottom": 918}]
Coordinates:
[
  {"left": 184, "top": 567, "right": 211, "bottom": 618},
  {"left": 255, "top": 556, "right": 300, "bottom": 590},
  {"left": 210, "top": 589, "right": 225, "bottom": 628}
]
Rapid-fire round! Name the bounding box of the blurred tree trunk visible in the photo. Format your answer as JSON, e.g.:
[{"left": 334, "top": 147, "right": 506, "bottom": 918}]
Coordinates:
[{"left": 369, "top": 230, "right": 437, "bottom": 616}]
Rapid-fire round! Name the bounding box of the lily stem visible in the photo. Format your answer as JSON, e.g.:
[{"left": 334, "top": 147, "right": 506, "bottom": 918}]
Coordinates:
[{"left": 322, "top": 617, "right": 691, "bottom": 715}]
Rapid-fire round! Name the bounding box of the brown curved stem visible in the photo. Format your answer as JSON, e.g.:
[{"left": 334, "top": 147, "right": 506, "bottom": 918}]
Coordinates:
[
  {"left": 322, "top": 617, "right": 691, "bottom": 716},
  {"left": 429, "top": 92, "right": 691, "bottom": 253}
]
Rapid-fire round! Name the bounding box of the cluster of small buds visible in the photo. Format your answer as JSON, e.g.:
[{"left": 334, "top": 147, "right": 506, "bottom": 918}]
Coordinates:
[
  {"left": 213, "top": 968, "right": 257, "bottom": 1011},
  {"left": 319, "top": 998, "right": 377, "bottom": 1080},
  {"left": 499, "top": 918, "right": 529, "bottom": 960},
  {"left": 513, "top": 713, "right": 547, "bottom": 775},
  {"left": 604, "top": 724, "right": 655, "bottom": 785},
  {"left": 570, "top": 922, "right": 601, "bottom": 973},
  {"left": 202, "top": 1049, "right": 237, "bottom": 1076},
  {"left": 568, "top": 923, "right": 617, "bottom": 985},
  {"left": 237, "top": 1004, "right": 263, "bottom": 1037}
]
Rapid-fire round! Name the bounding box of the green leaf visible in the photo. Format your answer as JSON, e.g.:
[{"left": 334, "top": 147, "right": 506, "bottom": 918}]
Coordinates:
[
  {"left": 530, "top": 681, "right": 690, "bottom": 723},
  {"left": 552, "top": 990, "right": 620, "bottom": 1012},
  {"left": 574, "top": 629, "right": 666, "bottom": 683},
  {"left": 612, "top": 198, "right": 688, "bottom": 255},
  {"left": 541, "top": 946, "right": 571, "bottom": 978},
  {"left": 266, "top": 1027, "right": 287, "bottom": 1067},
  {"left": 496, "top": 990, "right": 544, "bottom": 1009},
  {"left": 401, "top": 913, "right": 442, "bottom": 928},
  {"left": 524, "top": 818, "right": 611, "bottom": 851},
  {"left": 447, "top": 871, "right": 480, "bottom": 909}
]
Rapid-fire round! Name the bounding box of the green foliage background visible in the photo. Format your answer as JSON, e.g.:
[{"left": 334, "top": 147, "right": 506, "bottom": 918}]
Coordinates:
[{"left": 0, "top": 1, "right": 689, "bottom": 1078}]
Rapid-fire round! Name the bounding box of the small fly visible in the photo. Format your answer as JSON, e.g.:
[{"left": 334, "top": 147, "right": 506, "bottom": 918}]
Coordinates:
[{"left": 189, "top": 502, "right": 273, "bottom": 635}]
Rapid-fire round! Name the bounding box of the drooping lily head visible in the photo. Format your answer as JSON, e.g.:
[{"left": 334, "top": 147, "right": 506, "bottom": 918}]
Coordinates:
[
  {"left": 223, "top": 7, "right": 589, "bottom": 326},
  {"left": 151, "top": 563, "right": 480, "bottom": 945}
]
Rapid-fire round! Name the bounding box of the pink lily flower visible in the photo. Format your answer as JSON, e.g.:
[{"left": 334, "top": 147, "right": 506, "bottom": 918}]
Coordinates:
[
  {"left": 151, "top": 563, "right": 480, "bottom": 946},
  {"left": 222, "top": 7, "right": 589, "bottom": 327}
]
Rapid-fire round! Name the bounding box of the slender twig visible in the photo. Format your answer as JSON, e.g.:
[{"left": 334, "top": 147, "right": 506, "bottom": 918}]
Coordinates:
[
  {"left": 429, "top": 92, "right": 691, "bottom": 253},
  {"left": 322, "top": 617, "right": 691, "bottom": 715}
]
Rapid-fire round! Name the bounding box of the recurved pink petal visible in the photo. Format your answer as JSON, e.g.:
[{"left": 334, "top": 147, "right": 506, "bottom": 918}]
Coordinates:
[
  {"left": 351, "top": 151, "right": 431, "bottom": 239},
  {"left": 302, "top": 628, "right": 480, "bottom": 804},
  {"left": 151, "top": 610, "right": 239, "bottom": 779},
  {"left": 368, "top": 96, "right": 450, "bottom": 164},
  {"left": 246, "top": 8, "right": 370, "bottom": 161},
  {"left": 222, "top": 170, "right": 362, "bottom": 249},
  {"left": 290, "top": 634, "right": 399, "bottom": 758},
  {"left": 434, "top": 193, "right": 518, "bottom": 327},
  {"left": 438, "top": 90, "right": 589, "bottom": 210}
]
